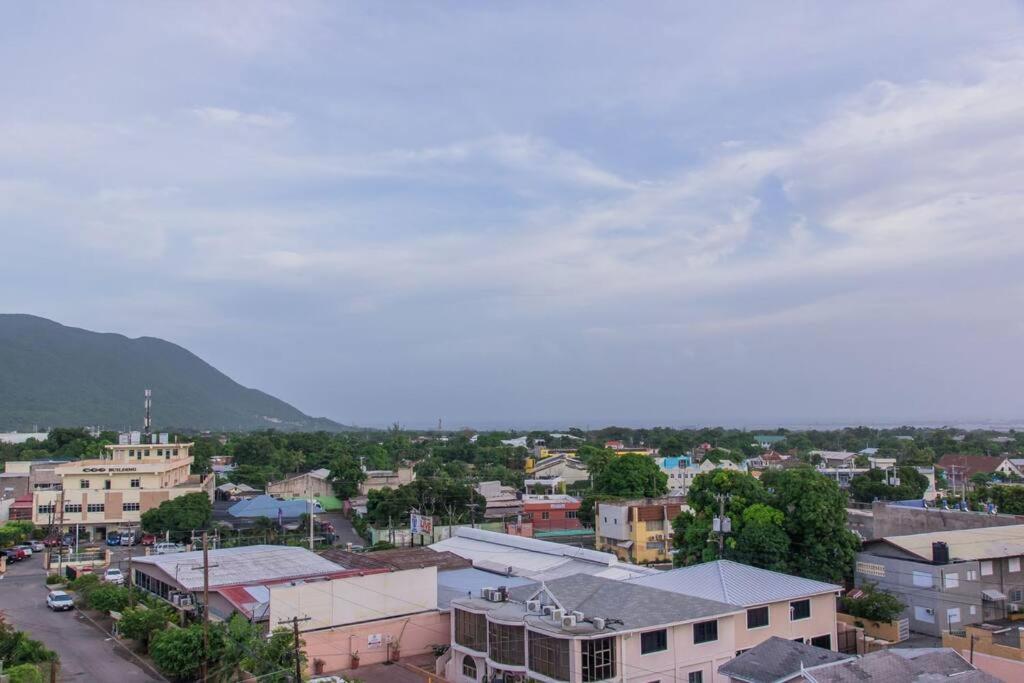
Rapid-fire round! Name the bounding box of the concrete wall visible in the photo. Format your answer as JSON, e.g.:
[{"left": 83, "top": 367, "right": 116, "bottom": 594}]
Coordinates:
[
  {"left": 734, "top": 594, "right": 837, "bottom": 651},
  {"left": 266, "top": 474, "right": 332, "bottom": 499},
  {"left": 270, "top": 566, "right": 437, "bottom": 631},
  {"left": 871, "top": 501, "right": 1024, "bottom": 538},
  {"left": 620, "top": 615, "right": 738, "bottom": 683},
  {"left": 303, "top": 610, "right": 449, "bottom": 674}
]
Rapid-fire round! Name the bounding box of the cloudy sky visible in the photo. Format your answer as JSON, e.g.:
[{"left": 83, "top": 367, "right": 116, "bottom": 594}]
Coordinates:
[{"left": 3, "top": 2, "right": 1023, "bottom": 428}]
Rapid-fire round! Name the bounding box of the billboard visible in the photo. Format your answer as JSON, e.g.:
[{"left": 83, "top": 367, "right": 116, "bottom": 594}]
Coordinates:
[{"left": 410, "top": 513, "right": 433, "bottom": 536}]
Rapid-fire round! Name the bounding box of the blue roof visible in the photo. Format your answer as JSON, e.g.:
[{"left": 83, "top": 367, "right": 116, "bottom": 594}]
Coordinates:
[{"left": 227, "top": 495, "right": 322, "bottom": 519}]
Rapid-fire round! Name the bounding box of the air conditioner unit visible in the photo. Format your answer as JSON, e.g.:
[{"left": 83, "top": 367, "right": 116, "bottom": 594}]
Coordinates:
[
  {"left": 925, "top": 608, "right": 934, "bottom": 615},
  {"left": 561, "top": 615, "right": 577, "bottom": 628},
  {"left": 542, "top": 605, "right": 555, "bottom": 616},
  {"left": 552, "top": 609, "right": 565, "bottom": 621},
  {"left": 482, "top": 586, "right": 496, "bottom": 600},
  {"left": 1011, "top": 603, "right": 1021, "bottom": 613},
  {"left": 526, "top": 600, "right": 541, "bottom": 613},
  {"left": 571, "top": 610, "right": 584, "bottom": 621},
  {"left": 592, "top": 617, "right": 606, "bottom": 630}
]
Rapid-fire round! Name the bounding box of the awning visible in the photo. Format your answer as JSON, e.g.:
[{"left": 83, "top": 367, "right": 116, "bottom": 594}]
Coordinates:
[
  {"left": 616, "top": 540, "right": 634, "bottom": 549},
  {"left": 982, "top": 589, "right": 1008, "bottom": 601}
]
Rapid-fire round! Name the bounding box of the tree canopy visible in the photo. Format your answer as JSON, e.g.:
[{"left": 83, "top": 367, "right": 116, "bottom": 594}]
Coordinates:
[
  {"left": 848, "top": 466, "right": 929, "bottom": 503},
  {"left": 593, "top": 453, "right": 668, "bottom": 498},
  {"left": 140, "top": 492, "right": 212, "bottom": 540}
]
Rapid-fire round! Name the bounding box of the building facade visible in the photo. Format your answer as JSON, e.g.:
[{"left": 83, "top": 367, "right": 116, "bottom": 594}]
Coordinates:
[
  {"left": 521, "top": 494, "right": 581, "bottom": 532},
  {"left": 595, "top": 498, "right": 685, "bottom": 564}
]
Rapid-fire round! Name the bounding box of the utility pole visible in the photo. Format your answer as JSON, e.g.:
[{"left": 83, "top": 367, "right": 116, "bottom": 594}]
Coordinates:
[
  {"left": 278, "top": 615, "right": 311, "bottom": 682},
  {"left": 127, "top": 542, "right": 135, "bottom": 608},
  {"left": 712, "top": 493, "right": 732, "bottom": 559},
  {"left": 308, "top": 484, "right": 315, "bottom": 551},
  {"left": 201, "top": 531, "right": 210, "bottom": 682}
]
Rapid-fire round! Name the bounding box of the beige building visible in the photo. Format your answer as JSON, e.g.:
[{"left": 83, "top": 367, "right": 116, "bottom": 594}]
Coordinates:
[
  {"left": 31, "top": 441, "right": 214, "bottom": 540},
  {"left": 358, "top": 466, "right": 415, "bottom": 496},
  {"left": 266, "top": 468, "right": 333, "bottom": 499}
]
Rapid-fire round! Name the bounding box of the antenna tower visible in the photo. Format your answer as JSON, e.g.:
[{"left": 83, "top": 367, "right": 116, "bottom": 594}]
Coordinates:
[{"left": 144, "top": 389, "right": 152, "bottom": 442}]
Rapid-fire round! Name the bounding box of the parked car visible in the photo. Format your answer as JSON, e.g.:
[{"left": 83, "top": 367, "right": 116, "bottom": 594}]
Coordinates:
[
  {"left": 103, "top": 568, "right": 125, "bottom": 585},
  {"left": 14, "top": 544, "right": 34, "bottom": 557},
  {"left": 106, "top": 533, "right": 120, "bottom": 546},
  {"left": 29, "top": 540, "right": 45, "bottom": 551},
  {"left": 43, "top": 537, "right": 62, "bottom": 548},
  {"left": 154, "top": 542, "right": 187, "bottom": 555},
  {"left": 1, "top": 549, "right": 22, "bottom": 562},
  {"left": 46, "top": 591, "right": 75, "bottom": 611},
  {"left": 140, "top": 534, "right": 156, "bottom": 546}
]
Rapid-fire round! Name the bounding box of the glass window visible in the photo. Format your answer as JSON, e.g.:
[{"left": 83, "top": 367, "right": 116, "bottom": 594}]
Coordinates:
[
  {"left": 130, "top": 479, "right": 141, "bottom": 488},
  {"left": 87, "top": 503, "right": 104, "bottom": 513},
  {"left": 943, "top": 572, "right": 959, "bottom": 589},
  {"left": 688, "top": 672, "right": 704, "bottom": 683},
  {"left": 123, "top": 502, "right": 140, "bottom": 512},
  {"left": 693, "top": 620, "right": 718, "bottom": 644},
  {"left": 541, "top": 511, "right": 550, "bottom": 520},
  {"left": 64, "top": 504, "right": 82, "bottom": 513},
  {"left": 747, "top": 606, "right": 769, "bottom": 629},
  {"left": 37, "top": 504, "right": 56, "bottom": 515},
  {"left": 1010, "top": 557, "right": 1021, "bottom": 573},
  {"left": 528, "top": 631, "right": 570, "bottom": 682},
  {"left": 79, "top": 480, "right": 90, "bottom": 489},
  {"left": 811, "top": 634, "right": 832, "bottom": 649},
  {"left": 981, "top": 560, "right": 994, "bottom": 576},
  {"left": 581, "top": 636, "right": 616, "bottom": 682},
  {"left": 453, "top": 609, "right": 487, "bottom": 652},
  {"left": 461, "top": 655, "right": 476, "bottom": 679},
  {"left": 790, "top": 599, "right": 811, "bottom": 621},
  {"left": 640, "top": 629, "right": 667, "bottom": 654},
  {"left": 487, "top": 623, "right": 525, "bottom": 666},
  {"left": 567, "top": 510, "right": 578, "bottom": 519}
]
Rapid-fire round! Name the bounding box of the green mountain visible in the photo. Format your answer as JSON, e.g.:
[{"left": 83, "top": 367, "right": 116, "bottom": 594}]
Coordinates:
[{"left": 0, "top": 314, "right": 351, "bottom": 432}]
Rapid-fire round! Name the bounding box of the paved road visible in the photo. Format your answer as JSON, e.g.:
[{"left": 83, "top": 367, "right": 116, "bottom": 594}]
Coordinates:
[
  {"left": 321, "top": 512, "right": 365, "bottom": 547},
  {"left": 0, "top": 555, "right": 161, "bottom": 682}
]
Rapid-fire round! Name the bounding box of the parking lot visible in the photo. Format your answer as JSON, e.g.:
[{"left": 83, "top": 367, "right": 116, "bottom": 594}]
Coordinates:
[{"left": 0, "top": 552, "right": 162, "bottom": 682}]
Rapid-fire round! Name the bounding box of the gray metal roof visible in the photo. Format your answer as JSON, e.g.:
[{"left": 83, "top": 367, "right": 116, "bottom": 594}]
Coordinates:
[
  {"left": 806, "top": 648, "right": 1001, "bottom": 682},
  {"left": 629, "top": 560, "right": 841, "bottom": 607},
  {"left": 718, "top": 636, "right": 852, "bottom": 683}
]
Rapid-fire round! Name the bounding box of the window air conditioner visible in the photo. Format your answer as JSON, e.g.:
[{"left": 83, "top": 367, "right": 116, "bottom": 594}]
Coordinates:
[
  {"left": 526, "top": 600, "right": 541, "bottom": 613},
  {"left": 552, "top": 609, "right": 565, "bottom": 621},
  {"left": 561, "top": 615, "right": 577, "bottom": 628}
]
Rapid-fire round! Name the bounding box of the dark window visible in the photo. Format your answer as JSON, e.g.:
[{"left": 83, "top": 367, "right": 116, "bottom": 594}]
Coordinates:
[
  {"left": 87, "top": 503, "right": 104, "bottom": 513},
  {"left": 454, "top": 609, "right": 487, "bottom": 652},
  {"left": 461, "top": 655, "right": 476, "bottom": 679},
  {"left": 37, "top": 504, "right": 56, "bottom": 515},
  {"left": 693, "top": 619, "right": 718, "bottom": 644},
  {"left": 541, "top": 511, "right": 550, "bottom": 520},
  {"left": 64, "top": 504, "right": 82, "bottom": 513},
  {"left": 581, "top": 636, "right": 616, "bottom": 682},
  {"left": 104, "top": 480, "right": 111, "bottom": 490},
  {"left": 130, "top": 479, "right": 140, "bottom": 488},
  {"left": 488, "top": 623, "right": 525, "bottom": 665},
  {"left": 640, "top": 629, "right": 668, "bottom": 654},
  {"left": 811, "top": 634, "right": 832, "bottom": 650},
  {"left": 567, "top": 510, "right": 578, "bottom": 519},
  {"left": 791, "top": 599, "right": 811, "bottom": 621},
  {"left": 689, "top": 673, "right": 704, "bottom": 683},
  {"left": 747, "top": 606, "right": 770, "bottom": 629},
  {"left": 123, "top": 502, "right": 140, "bottom": 512},
  {"left": 528, "top": 631, "right": 570, "bottom": 681},
  {"left": 79, "top": 480, "right": 90, "bottom": 489}
]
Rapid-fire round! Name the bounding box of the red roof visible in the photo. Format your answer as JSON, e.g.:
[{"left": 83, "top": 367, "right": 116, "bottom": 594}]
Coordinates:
[
  {"left": 10, "top": 495, "right": 33, "bottom": 509},
  {"left": 936, "top": 454, "right": 1004, "bottom": 478}
]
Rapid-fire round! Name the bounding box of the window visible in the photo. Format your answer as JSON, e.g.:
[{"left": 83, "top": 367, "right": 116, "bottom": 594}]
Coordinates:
[
  {"left": 646, "top": 541, "right": 665, "bottom": 550},
  {"left": 461, "top": 655, "right": 477, "bottom": 679},
  {"left": 123, "top": 502, "right": 140, "bottom": 512},
  {"left": 79, "top": 479, "right": 90, "bottom": 489},
  {"left": 810, "top": 634, "right": 832, "bottom": 650},
  {"left": 747, "top": 606, "right": 770, "bottom": 629},
  {"left": 64, "top": 504, "right": 82, "bottom": 513},
  {"left": 970, "top": 605, "right": 977, "bottom": 615},
  {"left": 130, "top": 479, "right": 141, "bottom": 488},
  {"left": 566, "top": 510, "right": 577, "bottom": 519},
  {"left": 693, "top": 619, "right": 718, "bottom": 644},
  {"left": 581, "top": 636, "right": 615, "bottom": 682},
  {"left": 967, "top": 569, "right": 978, "bottom": 581},
  {"left": 912, "top": 571, "right": 933, "bottom": 588},
  {"left": 541, "top": 511, "right": 550, "bottom": 520},
  {"left": 1010, "top": 558, "right": 1021, "bottom": 573},
  {"left": 453, "top": 609, "right": 487, "bottom": 652},
  {"left": 37, "top": 504, "right": 55, "bottom": 515},
  {"left": 640, "top": 629, "right": 668, "bottom": 654},
  {"left": 128, "top": 449, "right": 134, "bottom": 457},
  {"left": 104, "top": 480, "right": 111, "bottom": 490},
  {"left": 528, "top": 631, "right": 570, "bottom": 682},
  {"left": 87, "top": 503, "right": 104, "bottom": 513},
  {"left": 981, "top": 560, "right": 994, "bottom": 576},
  {"left": 1012, "top": 590, "right": 1023, "bottom": 602},
  {"left": 947, "top": 607, "right": 961, "bottom": 624},
  {"left": 943, "top": 572, "right": 959, "bottom": 589},
  {"left": 487, "top": 623, "right": 525, "bottom": 666},
  {"left": 688, "top": 672, "right": 703, "bottom": 683},
  {"left": 790, "top": 600, "right": 811, "bottom": 621},
  {"left": 173, "top": 449, "right": 178, "bottom": 457}
]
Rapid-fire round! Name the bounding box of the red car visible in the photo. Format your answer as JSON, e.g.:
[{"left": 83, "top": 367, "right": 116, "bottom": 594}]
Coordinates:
[{"left": 140, "top": 534, "right": 156, "bottom": 546}]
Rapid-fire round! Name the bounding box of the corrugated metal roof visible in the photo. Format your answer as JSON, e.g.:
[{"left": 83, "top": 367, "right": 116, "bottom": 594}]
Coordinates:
[
  {"left": 629, "top": 560, "right": 840, "bottom": 607},
  {"left": 133, "top": 545, "right": 344, "bottom": 591},
  {"left": 878, "top": 524, "right": 1024, "bottom": 561}
]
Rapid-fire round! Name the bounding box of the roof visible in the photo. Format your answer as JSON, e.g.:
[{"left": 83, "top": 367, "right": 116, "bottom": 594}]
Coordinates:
[
  {"left": 629, "top": 560, "right": 841, "bottom": 607},
  {"left": 132, "top": 545, "right": 345, "bottom": 591},
  {"left": 319, "top": 547, "right": 471, "bottom": 572},
  {"left": 718, "top": 636, "right": 852, "bottom": 683},
  {"left": 216, "top": 584, "right": 272, "bottom": 621},
  {"left": 935, "top": 454, "right": 1004, "bottom": 477},
  {"left": 805, "top": 648, "right": 1000, "bottom": 683},
  {"left": 216, "top": 482, "right": 257, "bottom": 492},
  {"left": 429, "top": 527, "right": 657, "bottom": 581},
  {"left": 754, "top": 435, "right": 787, "bottom": 443},
  {"left": 871, "top": 524, "right": 1024, "bottom": 562},
  {"left": 227, "top": 494, "right": 321, "bottom": 518},
  {"left": 436, "top": 567, "right": 534, "bottom": 610}
]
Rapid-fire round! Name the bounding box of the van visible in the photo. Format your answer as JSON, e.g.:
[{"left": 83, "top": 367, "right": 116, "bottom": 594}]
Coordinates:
[{"left": 153, "top": 542, "right": 186, "bottom": 555}]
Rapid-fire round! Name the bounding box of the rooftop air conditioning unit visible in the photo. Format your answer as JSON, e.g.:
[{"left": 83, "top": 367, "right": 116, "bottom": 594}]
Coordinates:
[
  {"left": 561, "top": 615, "right": 578, "bottom": 628},
  {"left": 572, "top": 611, "right": 585, "bottom": 621},
  {"left": 526, "top": 600, "right": 541, "bottom": 613},
  {"left": 543, "top": 605, "right": 555, "bottom": 616},
  {"left": 592, "top": 617, "right": 606, "bottom": 630},
  {"left": 552, "top": 608, "right": 565, "bottom": 621},
  {"left": 482, "top": 587, "right": 496, "bottom": 600}
]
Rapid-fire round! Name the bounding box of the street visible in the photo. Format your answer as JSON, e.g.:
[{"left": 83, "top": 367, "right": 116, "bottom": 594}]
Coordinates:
[{"left": 0, "top": 554, "right": 161, "bottom": 682}]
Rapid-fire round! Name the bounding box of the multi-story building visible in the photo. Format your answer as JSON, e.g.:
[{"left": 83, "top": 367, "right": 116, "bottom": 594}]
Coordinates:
[
  {"left": 521, "top": 494, "right": 581, "bottom": 533},
  {"left": 30, "top": 439, "right": 214, "bottom": 541},
  {"left": 855, "top": 525, "right": 1024, "bottom": 636},
  {"left": 266, "top": 467, "right": 333, "bottom": 499},
  {"left": 595, "top": 497, "right": 686, "bottom": 564},
  {"left": 446, "top": 573, "right": 743, "bottom": 683}
]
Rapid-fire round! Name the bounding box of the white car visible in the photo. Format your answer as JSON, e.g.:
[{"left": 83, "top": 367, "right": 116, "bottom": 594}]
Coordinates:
[
  {"left": 103, "top": 568, "right": 125, "bottom": 584},
  {"left": 153, "top": 542, "right": 187, "bottom": 555},
  {"left": 14, "top": 544, "right": 33, "bottom": 556},
  {"left": 46, "top": 591, "right": 74, "bottom": 611},
  {"left": 30, "top": 540, "right": 45, "bottom": 552}
]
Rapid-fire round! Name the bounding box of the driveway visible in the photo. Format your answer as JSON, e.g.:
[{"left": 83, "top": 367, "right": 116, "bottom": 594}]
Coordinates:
[
  {"left": 321, "top": 512, "right": 365, "bottom": 547},
  {"left": 0, "top": 555, "right": 162, "bottom": 682}
]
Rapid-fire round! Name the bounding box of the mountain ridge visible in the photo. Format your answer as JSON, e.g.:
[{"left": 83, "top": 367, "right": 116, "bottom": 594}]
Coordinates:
[{"left": 0, "top": 314, "right": 352, "bottom": 432}]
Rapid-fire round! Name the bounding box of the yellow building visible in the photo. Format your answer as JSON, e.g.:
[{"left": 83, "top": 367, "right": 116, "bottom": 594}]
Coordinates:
[
  {"left": 594, "top": 498, "right": 686, "bottom": 564},
  {"left": 32, "top": 441, "right": 214, "bottom": 541}
]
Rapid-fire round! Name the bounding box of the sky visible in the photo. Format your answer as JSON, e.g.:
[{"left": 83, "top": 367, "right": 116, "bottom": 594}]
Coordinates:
[{"left": 2, "top": 2, "right": 1024, "bottom": 429}]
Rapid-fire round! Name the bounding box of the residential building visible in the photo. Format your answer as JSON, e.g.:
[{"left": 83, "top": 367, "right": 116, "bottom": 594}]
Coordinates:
[
  {"left": 226, "top": 494, "right": 322, "bottom": 522},
  {"left": 357, "top": 465, "right": 415, "bottom": 495},
  {"left": 520, "top": 494, "right": 581, "bottom": 532},
  {"left": 475, "top": 480, "right": 522, "bottom": 519},
  {"left": 526, "top": 454, "right": 590, "bottom": 486},
  {"left": 430, "top": 527, "right": 657, "bottom": 581},
  {"left": 936, "top": 454, "right": 1018, "bottom": 491},
  {"left": 29, "top": 440, "right": 214, "bottom": 541},
  {"left": 604, "top": 441, "right": 658, "bottom": 456},
  {"left": 943, "top": 618, "right": 1024, "bottom": 681},
  {"left": 719, "top": 638, "right": 998, "bottom": 683},
  {"left": 631, "top": 560, "right": 842, "bottom": 653},
  {"left": 855, "top": 524, "right": 1024, "bottom": 636},
  {"left": 132, "top": 545, "right": 350, "bottom": 623},
  {"left": 864, "top": 499, "right": 1024, "bottom": 539},
  {"left": 810, "top": 451, "right": 858, "bottom": 468},
  {"left": 266, "top": 467, "right": 333, "bottom": 499},
  {"left": 214, "top": 482, "right": 258, "bottom": 501},
  {"left": 595, "top": 497, "right": 685, "bottom": 564},
  {"left": 1, "top": 459, "right": 68, "bottom": 499},
  {"left": 658, "top": 455, "right": 697, "bottom": 495},
  {"left": 446, "top": 573, "right": 743, "bottom": 683}
]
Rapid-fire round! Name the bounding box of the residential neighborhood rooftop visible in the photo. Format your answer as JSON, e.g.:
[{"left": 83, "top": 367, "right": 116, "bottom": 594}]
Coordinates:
[
  {"left": 871, "top": 524, "right": 1024, "bottom": 561},
  {"left": 717, "top": 636, "right": 852, "bottom": 683},
  {"left": 806, "top": 648, "right": 1001, "bottom": 682}
]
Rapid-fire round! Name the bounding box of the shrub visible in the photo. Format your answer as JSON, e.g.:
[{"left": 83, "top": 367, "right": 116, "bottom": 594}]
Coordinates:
[
  {"left": 87, "top": 585, "right": 130, "bottom": 613},
  {"left": 7, "top": 664, "right": 43, "bottom": 683},
  {"left": 45, "top": 574, "right": 64, "bottom": 585},
  {"left": 119, "top": 607, "right": 171, "bottom": 649},
  {"left": 67, "top": 572, "right": 100, "bottom": 596},
  {"left": 842, "top": 582, "right": 906, "bottom": 622},
  {"left": 150, "top": 624, "right": 207, "bottom": 682}
]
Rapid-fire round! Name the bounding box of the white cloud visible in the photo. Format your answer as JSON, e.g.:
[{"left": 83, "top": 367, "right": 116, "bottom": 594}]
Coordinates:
[{"left": 191, "top": 106, "right": 293, "bottom": 128}]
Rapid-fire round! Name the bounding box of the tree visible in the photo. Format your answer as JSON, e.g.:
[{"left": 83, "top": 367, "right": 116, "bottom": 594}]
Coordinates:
[
  {"left": 577, "top": 445, "right": 615, "bottom": 482},
  {"left": 842, "top": 582, "right": 905, "bottom": 622},
  {"left": 87, "top": 585, "right": 131, "bottom": 613},
  {"left": 119, "top": 607, "right": 171, "bottom": 649},
  {"left": 593, "top": 454, "right": 668, "bottom": 498},
  {"left": 0, "top": 616, "right": 58, "bottom": 668},
  {"left": 849, "top": 467, "right": 929, "bottom": 503},
  {"left": 730, "top": 504, "right": 790, "bottom": 572},
  {"left": 141, "top": 493, "right": 212, "bottom": 541},
  {"left": 150, "top": 624, "right": 214, "bottom": 682},
  {"left": 329, "top": 452, "right": 366, "bottom": 499}
]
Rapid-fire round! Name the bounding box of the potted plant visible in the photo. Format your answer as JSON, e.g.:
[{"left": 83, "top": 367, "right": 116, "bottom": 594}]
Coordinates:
[
  {"left": 313, "top": 658, "right": 326, "bottom": 675},
  {"left": 350, "top": 651, "right": 360, "bottom": 669}
]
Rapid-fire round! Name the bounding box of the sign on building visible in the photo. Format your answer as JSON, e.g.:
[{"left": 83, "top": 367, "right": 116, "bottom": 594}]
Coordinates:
[{"left": 410, "top": 513, "right": 433, "bottom": 536}]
